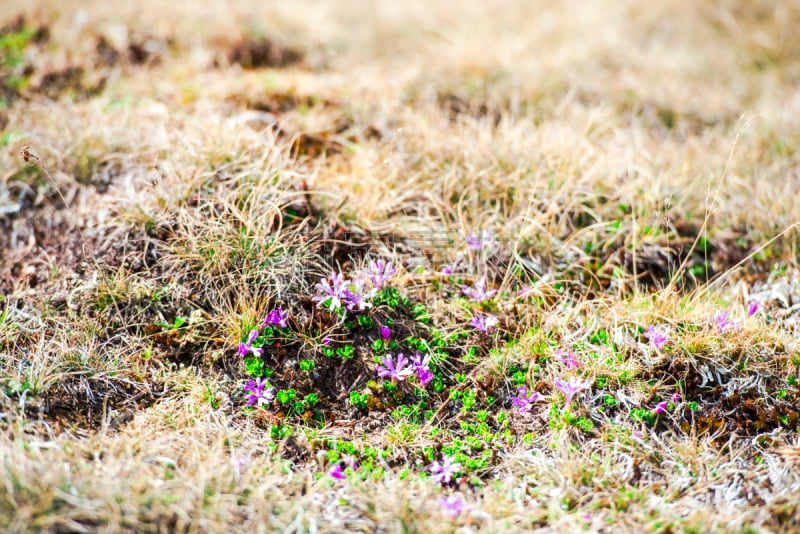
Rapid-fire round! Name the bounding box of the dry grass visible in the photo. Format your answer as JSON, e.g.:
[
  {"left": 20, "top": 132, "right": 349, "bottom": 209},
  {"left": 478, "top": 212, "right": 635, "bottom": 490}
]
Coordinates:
[{"left": 2, "top": 0, "right": 800, "bottom": 532}]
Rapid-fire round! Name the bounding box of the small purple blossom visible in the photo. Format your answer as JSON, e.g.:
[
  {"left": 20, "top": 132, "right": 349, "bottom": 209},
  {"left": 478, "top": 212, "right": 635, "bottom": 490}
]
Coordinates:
[
  {"left": 582, "top": 513, "right": 592, "bottom": 522},
  {"left": 238, "top": 330, "right": 263, "bottom": 357},
  {"left": 653, "top": 400, "right": 670, "bottom": 414},
  {"left": 263, "top": 307, "right": 288, "bottom": 328},
  {"left": 367, "top": 259, "right": 396, "bottom": 288},
  {"left": 430, "top": 454, "right": 461, "bottom": 484},
  {"left": 412, "top": 352, "right": 434, "bottom": 386},
  {"left": 471, "top": 314, "right": 498, "bottom": 334},
  {"left": 556, "top": 348, "right": 579, "bottom": 369},
  {"left": 511, "top": 385, "right": 540, "bottom": 414},
  {"left": 440, "top": 263, "right": 456, "bottom": 275},
  {"left": 747, "top": 301, "right": 761, "bottom": 317},
  {"left": 466, "top": 229, "right": 493, "bottom": 252},
  {"left": 243, "top": 377, "right": 274, "bottom": 407},
  {"left": 714, "top": 311, "right": 740, "bottom": 334},
  {"left": 379, "top": 325, "right": 391, "bottom": 341},
  {"left": 313, "top": 272, "right": 347, "bottom": 311},
  {"left": 462, "top": 277, "right": 498, "bottom": 302},
  {"left": 330, "top": 463, "right": 345, "bottom": 480},
  {"left": 644, "top": 326, "right": 670, "bottom": 352},
  {"left": 672, "top": 392, "right": 681, "bottom": 403},
  {"left": 322, "top": 336, "right": 332, "bottom": 346},
  {"left": 342, "top": 455, "right": 359, "bottom": 470},
  {"left": 440, "top": 495, "right": 466, "bottom": 519},
  {"left": 376, "top": 353, "right": 414, "bottom": 381},
  {"left": 555, "top": 376, "right": 592, "bottom": 408},
  {"left": 342, "top": 277, "right": 376, "bottom": 311}
]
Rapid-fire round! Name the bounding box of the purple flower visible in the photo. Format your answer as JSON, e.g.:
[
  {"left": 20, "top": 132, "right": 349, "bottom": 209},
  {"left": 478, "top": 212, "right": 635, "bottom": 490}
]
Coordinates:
[
  {"left": 330, "top": 463, "right": 345, "bottom": 480},
  {"left": 412, "top": 352, "right": 434, "bottom": 386},
  {"left": 376, "top": 353, "right": 414, "bottom": 382},
  {"left": 672, "top": 392, "right": 681, "bottom": 403},
  {"left": 313, "top": 272, "right": 347, "bottom": 311},
  {"left": 467, "top": 229, "right": 493, "bottom": 252},
  {"left": 644, "top": 326, "right": 670, "bottom": 351},
  {"left": 243, "top": 377, "right": 275, "bottom": 407},
  {"left": 747, "top": 301, "right": 761, "bottom": 317},
  {"left": 430, "top": 454, "right": 461, "bottom": 484},
  {"left": 714, "top": 311, "right": 740, "bottom": 334},
  {"left": 263, "top": 307, "right": 288, "bottom": 328},
  {"left": 556, "top": 348, "right": 579, "bottom": 369},
  {"left": 440, "top": 263, "right": 456, "bottom": 275},
  {"left": 342, "top": 278, "right": 376, "bottom": 311},
  {"left": 342, "top": 455, "right": 358, "bottom": 470},
  {"left": 471, "top": 314, "right": 498, "bottom": 334},
  {"left": 440, "top": 495, "right": 466, "bottom": 519},
  {"left": 367, "top": 259, "right": 396, "bottom": 289},
  {"left": 582, "top": 513, "right": 592, "bottom": 522},
  {"left": 653, "top": 400, "right": 669, "bottom": 414},
  {"left": 379, "top": 325, "right": 391, "bottom": 340},
  {"left": 322, "top": 336, "right": 332, "bottom": 346},
  {"left": 511, "top": 385, "right": 540, "bottom": 414},
  {"left": 555, "top": 377, "right": 592, "bottom": 408},
  {"left": 238, "top": 330, "right": 263, "bottom": 357},
  {"left": 462, "top": 277, "right": 498, "bottom": 302}
]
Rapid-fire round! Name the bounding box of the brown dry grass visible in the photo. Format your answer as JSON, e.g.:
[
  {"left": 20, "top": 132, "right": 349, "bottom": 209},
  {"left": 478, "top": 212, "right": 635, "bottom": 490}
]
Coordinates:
[{"left": 2, "top": 0, "right": 800, "bottom": 532}]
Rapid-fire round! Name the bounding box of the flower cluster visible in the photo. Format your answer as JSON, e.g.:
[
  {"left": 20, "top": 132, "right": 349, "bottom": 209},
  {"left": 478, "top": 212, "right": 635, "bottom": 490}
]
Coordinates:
[{"left": 313, "top": 260, "right": 396, "bottom": 313}]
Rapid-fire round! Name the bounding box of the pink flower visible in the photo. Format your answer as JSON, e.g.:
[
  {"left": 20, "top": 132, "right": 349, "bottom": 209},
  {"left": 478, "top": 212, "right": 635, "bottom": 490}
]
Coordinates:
[
  {"left": 747, "top": 301, "right": 761, "bottom": 317},
  {"left": 511, "top": 386, "right": 540, "bottom": 414},
  {"left": 466, "top": 229, "right": 493, "bottom": 252},
  {"left": 653, "top": 400, "right": 669, "bottom": 414},
  {"left": 440, "top": 264, "right": 456, "bottom": 275},
  {"left": 243, "top": 378, "right": 274, "bottom": 407},
  {"left": 263, "top": 308, "right": 288, "bottom": 328},
  {"left": 379, "top": 325, "right": 391, "bottom": 340},
  {"left": 367, "top": 259, "right": 396, "bottom": 288},
  {"left": 430, "top": 454, "right": 461, "bottom": 484},
  {"left": 411, "top": 353, "right": 434, "bottom": 386},
  {"left": 471, "top": 314, "right": 498, "bottom": 334},
  {"left": 671, "top": 392, "right": 681, "bottom": 403},
  {"left": 330, "top": 464, "right": 345, "bottom": 480},
  {"left": 238, "top": 330, "right": 263, "bottom": 357},
  {"left": 342, "top": 277, "right": 376, "bottom": 311},
  {"left": 462, "top": 277, "right": 497, "bottom": 302},
  {"left": 714, "top": 311, "right": 740, "bottom": 334},
  {"left": 644, "top": 326, "right": 669, "bottom": 351},
  {"left": 440, "top": 495, "right": 467, "bottom": 518},
  {"left": 556, "top": 348, "right": 579, "bottom": 369},
  {"left": 313, "top": 272, "right": 347, "bottom": 311},
  {"left": 376, "top": 353, "right": 414, "bottom": 381},
  {"left": 555, "top": 377, "right": 592, "bottom": 408}
]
